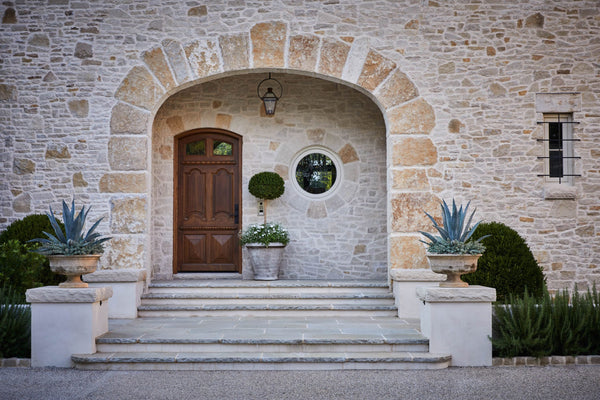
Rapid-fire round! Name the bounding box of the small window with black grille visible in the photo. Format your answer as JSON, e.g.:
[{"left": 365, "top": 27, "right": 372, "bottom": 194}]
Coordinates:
[{"left": 537, "top": 113, "right": 580, "bottom": 184}]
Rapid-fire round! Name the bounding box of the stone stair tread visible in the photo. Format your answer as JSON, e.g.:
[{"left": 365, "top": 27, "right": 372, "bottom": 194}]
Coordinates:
[
  {"left": 97, "top": 335, "right": 428, "bottom": 345},
  {"left": 73, "top": 351, "right": 451, "bottom": 364},
  {"left": 141, "top": 292, "right": 394, "bottom": 299},
  {"left": 148, "top": 280, "right": 389, "bottom": 289},
  {"left": 138, "top": 304, "right": 397, "bottom": 311}
]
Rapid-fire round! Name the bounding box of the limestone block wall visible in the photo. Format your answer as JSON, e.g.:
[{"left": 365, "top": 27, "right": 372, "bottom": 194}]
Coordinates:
[
  {"left": 0, "top": 1, "right": 598, "bottom": 290},
  {"left": 152, "top": 74, "right": 387, "bottom": 279}
]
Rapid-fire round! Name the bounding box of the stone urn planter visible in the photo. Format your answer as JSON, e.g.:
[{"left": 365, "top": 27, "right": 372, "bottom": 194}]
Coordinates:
[
  {"left": 246, "top": 243, "right": 286, "bottom": 280},
  {"left": 426, "top": 253, "right": 481, "bottom": 288},
  {"left": 48, "top": 254, "right": 101, "bottom": 288}
]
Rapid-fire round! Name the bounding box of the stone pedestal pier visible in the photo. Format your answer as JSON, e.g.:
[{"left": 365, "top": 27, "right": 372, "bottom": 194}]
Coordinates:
[
  {"left": 417, "top": 285, "right": 496, "bottom": 367},
  {"left": 26, "top": 286, "right": 112, "bottom": 368}
]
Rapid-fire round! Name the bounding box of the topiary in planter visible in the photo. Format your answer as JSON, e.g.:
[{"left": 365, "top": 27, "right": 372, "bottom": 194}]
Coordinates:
[
  {"left": 248, "top": 171, "right": 285, "bottom": 224},
  {"left": 462, "top": 221, "right": 546, "bottom": 302}
]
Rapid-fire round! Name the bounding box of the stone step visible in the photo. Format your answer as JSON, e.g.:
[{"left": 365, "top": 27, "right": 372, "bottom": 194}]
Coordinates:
[
  {"left": 96, "top": 336, "right": 429, "bottom": 354},
  {"left": 72, "top": 351, "right": 451, "bottom": 370},
  {"left": 140, "top": 294, "right": 395, "bottom": 307},
  {"left": 137, "top": 305, "right": 398, "bottom": 318},
  {"left": 146, "top": 280, "right": 391, "bottom": 297}
]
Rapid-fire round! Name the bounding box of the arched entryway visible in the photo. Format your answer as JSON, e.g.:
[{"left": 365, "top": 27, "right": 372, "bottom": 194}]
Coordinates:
[
  {"left": 106, "top": 21, "right": 441, "bottom": 279},
  {"left": 152, "top": 73, "right": 388, "bottom": 279}
]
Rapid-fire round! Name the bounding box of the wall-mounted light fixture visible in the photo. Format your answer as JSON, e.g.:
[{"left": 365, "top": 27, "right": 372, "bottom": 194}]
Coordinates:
[{"left": 257, "top": 73, "right": 283, "bottom": 116}]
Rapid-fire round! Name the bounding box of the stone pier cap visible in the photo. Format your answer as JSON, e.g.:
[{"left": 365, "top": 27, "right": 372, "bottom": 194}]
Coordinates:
[
  {"left": 84, "top": 268, "right": 147, "bottom": 283},
  {"left": 26, "top": 287, "right": 113, "bottom": 303},
  {"left": 416, "top": 286, "right": 497, "bottom": 303}
]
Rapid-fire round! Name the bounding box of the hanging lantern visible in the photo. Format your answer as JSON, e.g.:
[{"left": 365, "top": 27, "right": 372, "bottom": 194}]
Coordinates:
[{"left": 257, "top": 73, "right": 283, "bottom": 116}]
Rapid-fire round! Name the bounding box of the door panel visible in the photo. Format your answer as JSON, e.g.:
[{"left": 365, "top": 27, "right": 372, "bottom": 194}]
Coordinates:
[{"left": 175, "top": 130, "right": 242, "bottom": 273}]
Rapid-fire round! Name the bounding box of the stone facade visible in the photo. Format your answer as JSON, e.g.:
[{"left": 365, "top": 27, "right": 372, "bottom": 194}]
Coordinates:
[{"left": 1, "top": 1, "right": 599, "bottom": 289}]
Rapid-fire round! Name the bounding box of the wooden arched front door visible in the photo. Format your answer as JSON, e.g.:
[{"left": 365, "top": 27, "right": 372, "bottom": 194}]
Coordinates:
[{"left": 174, "top": 129, "right": 242, "bottom": 273}]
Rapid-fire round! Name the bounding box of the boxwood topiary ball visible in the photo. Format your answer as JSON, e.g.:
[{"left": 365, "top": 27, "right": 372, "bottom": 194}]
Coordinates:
[{"left": 248, "top": 171, "right": 285, "bottom": 200}]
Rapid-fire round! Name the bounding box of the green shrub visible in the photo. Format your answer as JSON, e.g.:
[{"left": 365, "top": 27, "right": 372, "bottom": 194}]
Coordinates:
[
  {"left": 0, "top": 284, "right": 31, "bottom": 358},
  {"left": 248, "top": 171, "right": 285, "bottom": 200},
  {"left": 0, "top": 240, "right": 61, "bottom": 300},
  {"left": 463, "top": 222, "right": 546, "bottom": 302},
  {"left": 0, "top": 213, "right": 64, "bottom": 244},
  {"left": 492, "top": 286, "right": 600, "bottom": 357}
]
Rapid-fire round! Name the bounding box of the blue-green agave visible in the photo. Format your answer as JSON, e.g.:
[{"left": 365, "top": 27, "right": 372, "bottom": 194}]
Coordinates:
[
  {"left": 419, "top": 199, "right": 489, "bottom": 255},
  {"left": 30, "top": 200, "right": 111, "bottom": 255}
]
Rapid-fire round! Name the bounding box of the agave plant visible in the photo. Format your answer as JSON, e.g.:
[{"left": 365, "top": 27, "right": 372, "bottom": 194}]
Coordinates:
[
  {"left": 30, "top": 200, "right": 111, "bottom": 255},
  {"left": 419, "top": 199, "right": 489, "bottom": 255}
]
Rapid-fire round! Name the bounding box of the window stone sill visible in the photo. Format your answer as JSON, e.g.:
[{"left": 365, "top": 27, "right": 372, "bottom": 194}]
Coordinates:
[{"left": 543, "top": 183, "right": 577, "bottom": 200}]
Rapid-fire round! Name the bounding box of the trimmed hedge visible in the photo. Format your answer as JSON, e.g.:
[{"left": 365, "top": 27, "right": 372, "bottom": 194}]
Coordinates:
[{"left": 463, "top": 222, "right": 546, "bottom": 302}]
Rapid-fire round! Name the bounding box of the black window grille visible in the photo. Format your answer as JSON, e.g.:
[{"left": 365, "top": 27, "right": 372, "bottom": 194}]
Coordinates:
[{"left": 536, "top": 116, "right": 580, "bottom": 184}]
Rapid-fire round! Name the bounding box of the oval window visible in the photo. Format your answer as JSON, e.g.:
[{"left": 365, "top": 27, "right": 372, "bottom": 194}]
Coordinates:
[{"left": 295, "top": 152, "right": 337, "bottom": 195}]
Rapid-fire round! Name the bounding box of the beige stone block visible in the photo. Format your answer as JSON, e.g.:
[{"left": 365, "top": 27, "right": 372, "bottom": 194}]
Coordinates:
[
  {"left": 219, "top": 34, "right": 249, "bottom": 71},
  {"left": 161, "top": 39, "right": 190, "bottom": 85},
  {"left": 339, "top": 143, "right": 359, "bottom": 164},
  {"left": 73, "top": 172, "right": 88, "bottom": 187},
  {"left": 215, "top": 114, "right": 232, "bottom": 129},
  {"left": 535, "top": 92, "right": 582, "bottom": 113},
  {"left": 288, "top": 35, "right": 320, "bottom": 71},
  {"left": 0, "top": 84, "right": 17, "bottom": 101},
  {"left": 357, "top": 50, "right": 396, "bottom": 92},
  {"left": 166, "top": 116, "right": 184, "bottom": 134},
  {"left": 388, "top": 98, "right": 436, "bottom": 135},
  {"left": 13, "top": 158, "right": 35, "bottom": 175},
  {"left": 115, "top": 66, "right": 164, "bottom": 111},
  {"left": 99, "top": 173, "right": 146, "bottom": 193},
  {"left": 390, "top": 235, "right": 428, "bottom": 270},
  {"left": 67, "top": 99, "right": 88, "bottom": 118},
  {"left": 104, "top": 236, "right": 145, "bottom": 270},
  {"left": 185, "top": 40, "right": 221, "bottom": 78},
  {"left": 251, "top": 22, "right": 286, "bottom": 68},
  {"left": 392, "top": 169, "right": 430, "bottom": 190},
  {"left": 108, "top": 137, "right": 147, "bottom": 171},
  {"left": 110, "top": 102, "right": 149, "bottom": 135},
  {"left": 111, "top": 197, "right": 147, "bottom": 234},
  {"left": 391, "top": 192, "right": 440, "bottom": 232},
  {"left": 13, "top": 193, "right": 31, "bottom": 213},
  {"left": 142, "top": 47, "right": 176, "bottom": 91},
  {"left": 392, "top": 138, "right": 438, "bottom": 166},
  {"left": 377, "top": 70, "right": 418, "bottom": 109},
  {"left": 45, "top": 144, "right": 70, "bottom": 159},
  {"left": 318, "top": 38, "right": 350, "bottom": 78},
  {"left": 306, "top": 128, "right": 325, "bottom": 143},
  {"left": 448, "top": 119, "right": 464, "bottom": 133}
]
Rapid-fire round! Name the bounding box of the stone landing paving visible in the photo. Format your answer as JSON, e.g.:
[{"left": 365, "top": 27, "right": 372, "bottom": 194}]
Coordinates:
[{"left": 72, "top": 280, "right": 451, "bottom": 370}]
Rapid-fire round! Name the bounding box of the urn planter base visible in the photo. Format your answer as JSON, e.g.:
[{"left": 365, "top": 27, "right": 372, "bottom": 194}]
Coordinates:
[
  {"left": 425, "top": 253, "right": 481, "bottom": 288},
  {"left": 246, "top": 243, "right": 286, "bottom": 280},
  {"left": 48, "top": 255, "right": 101, "bottom": 288}
]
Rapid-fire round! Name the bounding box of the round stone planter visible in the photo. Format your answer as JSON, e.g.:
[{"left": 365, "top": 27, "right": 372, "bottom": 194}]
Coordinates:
[
  {"left": 48, "top": 254, "right": 101, "bottom": 288},
  {"left": 245, "top": 243, "right": 286, "bottom": 280},
  {"left": 426, "top": 253, "right": 481, "bottom": 288}
]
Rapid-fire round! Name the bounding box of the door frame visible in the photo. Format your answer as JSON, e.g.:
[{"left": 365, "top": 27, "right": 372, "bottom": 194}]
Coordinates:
[{"left": 173, "top": 128, "right": 243, "bottom": 274}]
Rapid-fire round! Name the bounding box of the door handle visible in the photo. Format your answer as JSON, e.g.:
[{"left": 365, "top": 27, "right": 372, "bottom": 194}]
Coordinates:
[{"left": 234, "top": 204, "right": 239, "bottom": 224}]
